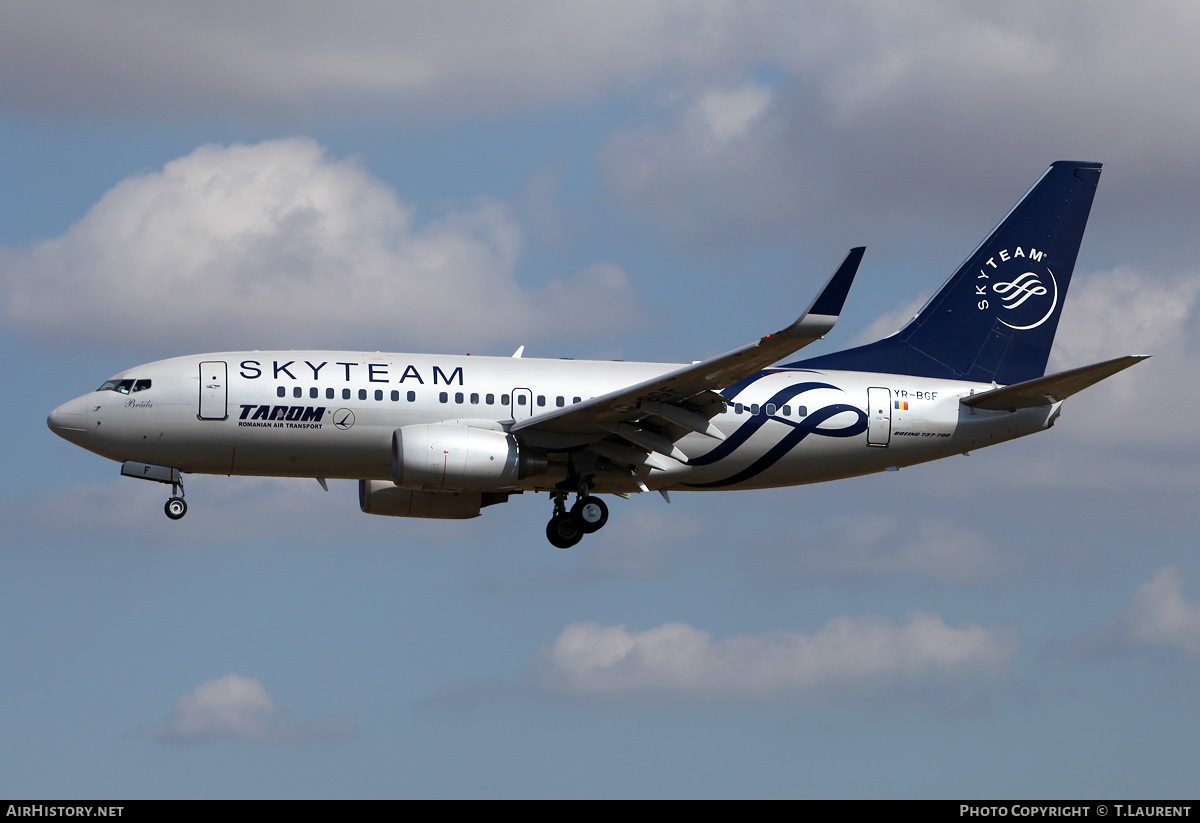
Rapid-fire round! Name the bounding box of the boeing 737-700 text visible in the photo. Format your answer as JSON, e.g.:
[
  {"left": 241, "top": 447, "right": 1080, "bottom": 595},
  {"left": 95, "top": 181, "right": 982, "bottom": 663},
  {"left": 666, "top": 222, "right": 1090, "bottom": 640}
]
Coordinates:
[{"left": 48, "top": 161, "right": 1145, "bottom": 547}]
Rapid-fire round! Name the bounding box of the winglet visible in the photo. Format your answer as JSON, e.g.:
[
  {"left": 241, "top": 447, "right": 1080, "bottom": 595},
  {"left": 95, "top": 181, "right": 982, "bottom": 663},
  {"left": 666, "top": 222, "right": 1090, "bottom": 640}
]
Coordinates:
[
  {"left": 805, "top": 246, "right": 865, "bottom": 319},
  {"left": 777, "top": 246, "right": 865, "bottom": 341}
]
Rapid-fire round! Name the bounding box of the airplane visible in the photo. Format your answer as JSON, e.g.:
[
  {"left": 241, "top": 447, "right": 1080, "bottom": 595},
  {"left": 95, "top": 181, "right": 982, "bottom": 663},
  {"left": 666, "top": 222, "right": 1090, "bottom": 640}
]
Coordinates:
[{"left": 48, "top": 160, "right": 1146, "bottom": 548}]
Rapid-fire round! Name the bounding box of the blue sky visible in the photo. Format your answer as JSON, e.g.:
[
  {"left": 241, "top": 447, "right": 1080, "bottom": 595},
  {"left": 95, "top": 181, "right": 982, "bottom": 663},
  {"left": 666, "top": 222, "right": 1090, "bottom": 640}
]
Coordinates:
[{"left": 3, "top": 1, "right": 1200, "bottom": 798}]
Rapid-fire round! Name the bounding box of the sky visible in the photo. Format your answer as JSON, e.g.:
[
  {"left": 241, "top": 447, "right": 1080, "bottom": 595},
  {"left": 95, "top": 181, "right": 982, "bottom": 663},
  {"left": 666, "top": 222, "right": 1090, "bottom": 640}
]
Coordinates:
[{"left": 3, "top": 1, "right": 1200, "bottom": 799}]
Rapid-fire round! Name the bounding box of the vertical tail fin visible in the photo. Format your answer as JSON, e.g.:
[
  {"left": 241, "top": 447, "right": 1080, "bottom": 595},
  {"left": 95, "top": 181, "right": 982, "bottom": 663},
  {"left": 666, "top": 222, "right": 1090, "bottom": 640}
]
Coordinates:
[{"left": 794, "top": 161, "right": 1102, "bottom": 385}]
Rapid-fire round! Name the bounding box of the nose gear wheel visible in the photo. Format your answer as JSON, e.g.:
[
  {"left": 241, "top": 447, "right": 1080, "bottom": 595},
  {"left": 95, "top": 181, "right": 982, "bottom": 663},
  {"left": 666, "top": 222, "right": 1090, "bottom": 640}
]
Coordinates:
[{"left": 165, "top": 497, "right": 187, "bottom": 520}]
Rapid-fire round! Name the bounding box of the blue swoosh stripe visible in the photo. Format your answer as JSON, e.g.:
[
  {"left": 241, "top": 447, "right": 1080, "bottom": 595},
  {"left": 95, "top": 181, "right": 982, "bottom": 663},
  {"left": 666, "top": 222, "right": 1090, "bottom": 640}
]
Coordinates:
[
  {"left": 683, "top": 403, "right": 867, "bottom": 488},
  {"left": 689, "top": 382, "right": 838, "bottom": 467},
  {"left": 682, "top": 379, "right": 868, "bottom": 488}
]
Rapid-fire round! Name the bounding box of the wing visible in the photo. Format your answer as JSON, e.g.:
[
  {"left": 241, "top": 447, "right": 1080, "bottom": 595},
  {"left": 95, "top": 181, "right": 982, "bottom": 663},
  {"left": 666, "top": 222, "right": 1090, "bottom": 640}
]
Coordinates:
[{"left": 511, "top": 248, "right": 865, "bottom": 465}]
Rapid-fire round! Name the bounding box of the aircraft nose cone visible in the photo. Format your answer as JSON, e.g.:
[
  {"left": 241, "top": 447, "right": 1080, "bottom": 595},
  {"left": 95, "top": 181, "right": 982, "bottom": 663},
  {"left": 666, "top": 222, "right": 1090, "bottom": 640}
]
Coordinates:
[{"left": 47, "top": 400, "right": 91, "bottom": 444}]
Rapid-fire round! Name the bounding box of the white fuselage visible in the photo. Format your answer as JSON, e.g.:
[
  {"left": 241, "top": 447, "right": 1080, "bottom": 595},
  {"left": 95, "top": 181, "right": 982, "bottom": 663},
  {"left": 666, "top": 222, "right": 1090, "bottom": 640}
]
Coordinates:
[{"left": 48, "top": 351, "right": 1058, "bottom": 495}]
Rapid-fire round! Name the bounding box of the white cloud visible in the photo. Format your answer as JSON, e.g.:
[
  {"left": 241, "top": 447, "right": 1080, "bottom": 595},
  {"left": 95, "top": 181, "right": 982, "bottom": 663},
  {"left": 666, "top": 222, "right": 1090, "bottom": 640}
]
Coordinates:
[
  {"left": 9, "top": 4, "right": 1200, "bottom": 259},
  {"left": 1051, "top": 267, "right": 1200, "bottom": 370},
  {"left": 1076, "top": 567, "right": 1200, "bottom": 660},
  {"left": 600, "top": 3, "right": 1200, "bottom": 248},
  {"left": 746, "top": 514, "right": 1025, "bottom": 586},
  {"left": 847, "top": 294, "right": 930, "bottom": 347},
  {"left": 604, "top": 81, "right": 794, "bottom": 241},
  {"left": 148, "top": 673, "right": 355, "bottom": 744},
  {"left": 0, "top": 1, "right": 759, "bottom": 117},
  {"left": 690, "top": 84, "right": 774, "bottom": 149},
  {"left": 1, "top": 138, "right": 641, "bottom": 352},
  {"left": 531, "top": 613, "right": 1018, "bottom": 701},
  {"left": 1044, "top": 267, "right": 1200, "bottom": 445}
]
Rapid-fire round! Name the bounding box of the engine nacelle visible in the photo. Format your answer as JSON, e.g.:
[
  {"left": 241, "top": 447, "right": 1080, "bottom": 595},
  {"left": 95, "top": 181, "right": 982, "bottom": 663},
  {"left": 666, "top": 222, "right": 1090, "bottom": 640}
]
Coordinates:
[
  {"left": 392, "top": 423, "right": 546, "bottom": 492},
  {"left": 358, "top": 480, "right": 485, "bottom": 519}
]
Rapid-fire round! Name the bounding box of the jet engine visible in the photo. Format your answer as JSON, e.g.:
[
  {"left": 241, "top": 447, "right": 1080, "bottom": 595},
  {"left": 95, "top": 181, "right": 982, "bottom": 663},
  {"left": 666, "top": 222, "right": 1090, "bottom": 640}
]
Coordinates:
[{"left": 392, "top": 423, "right": 547, "bottom": 492}]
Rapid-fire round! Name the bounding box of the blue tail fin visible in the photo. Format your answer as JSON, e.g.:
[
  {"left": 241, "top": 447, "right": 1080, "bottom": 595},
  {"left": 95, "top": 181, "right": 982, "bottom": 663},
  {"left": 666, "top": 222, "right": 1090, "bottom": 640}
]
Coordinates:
[{"left": 792, "top": 161, "right": 1102, "bottom": 385}]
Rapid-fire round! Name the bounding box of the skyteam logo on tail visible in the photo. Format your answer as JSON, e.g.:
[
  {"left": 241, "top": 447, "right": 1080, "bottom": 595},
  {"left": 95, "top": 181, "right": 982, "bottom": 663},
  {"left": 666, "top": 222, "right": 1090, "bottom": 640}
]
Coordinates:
[
  {"left": 993, "top": 272, "right": 1046, "bottom": 309},
  {"left": 975, "top": 246, "right": 1058, "bottom": 330}
]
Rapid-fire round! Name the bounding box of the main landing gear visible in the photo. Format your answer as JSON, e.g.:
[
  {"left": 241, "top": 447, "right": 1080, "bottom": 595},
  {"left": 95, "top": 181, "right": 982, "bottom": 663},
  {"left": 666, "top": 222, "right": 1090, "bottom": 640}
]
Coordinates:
[{"left": 545, "top": 486, "right": 610, "bottom": 549}]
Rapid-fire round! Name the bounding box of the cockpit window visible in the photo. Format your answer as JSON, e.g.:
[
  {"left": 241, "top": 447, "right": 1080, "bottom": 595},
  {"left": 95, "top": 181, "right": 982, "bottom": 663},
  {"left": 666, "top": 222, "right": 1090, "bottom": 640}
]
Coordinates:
[
  {"left": 98, "top": 378, "right": 150, "bottom": 394},
  {"left": 98, "top": 379, "right": 133, "bottom": 394}
]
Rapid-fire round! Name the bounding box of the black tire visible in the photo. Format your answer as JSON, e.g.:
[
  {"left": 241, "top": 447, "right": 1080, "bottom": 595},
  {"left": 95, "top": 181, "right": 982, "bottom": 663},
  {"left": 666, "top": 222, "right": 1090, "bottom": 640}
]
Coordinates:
[
  {"left": 164, "top": 497, "right": 187, "bottom": 520},
  {"left": 546, "top": 512, "right": 583, "bottom": 549},
  {"left": 570, "top": 496, "right": 609, "bottom": 534}
]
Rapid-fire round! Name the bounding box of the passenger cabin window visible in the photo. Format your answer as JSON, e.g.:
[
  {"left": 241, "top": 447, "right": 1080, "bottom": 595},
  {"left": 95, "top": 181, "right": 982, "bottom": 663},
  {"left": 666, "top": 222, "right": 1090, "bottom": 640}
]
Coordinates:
[
  {"left": 293, "top": 387, "right": 302, "bottom": 398},
  {"left": 391, "top": 390, "right": 399, "bottom": 401},
  {"left": 455, "top": 392, "right": 464, "bottom": 404},
  {"left": 374, "top": 389, "right": 383, "bottom": 401},
  {"left": 407, "top": 391, "right": 416, "bottom": 402},
  {"left": 326, "top": 388, "right": 335, "bottom": 400},
  {"left": 501, "top": 394, "right": 510, "bottom": 405},
  {"left": 537, "top": 395, "right": 545, "bottom": 406},
  {"left": 342, "top": 389, "right": 351, "bottom": 400},
  {"left": 358, "top": 389, "right": 367, "bottom": 400},
  {"left": 439, "top": 392, "right": 448, "bottom": 403},
  {"left": 277, "top": 386, "right": 286, "bottom": 398},
  {"left": 310, "top": 387, "right": 318, "bottom": 399},
  {"left": 470, "top": 393, "right": 479, "bottom": 404},
  {"left": 765, "top": 403, "right": 776, "bottom": 415},
  {"left": 556, "top": 396, "right": 565, "bottom": 407},
  {"left": 486, "top": 394, "right": 495, "bottom": 405}
]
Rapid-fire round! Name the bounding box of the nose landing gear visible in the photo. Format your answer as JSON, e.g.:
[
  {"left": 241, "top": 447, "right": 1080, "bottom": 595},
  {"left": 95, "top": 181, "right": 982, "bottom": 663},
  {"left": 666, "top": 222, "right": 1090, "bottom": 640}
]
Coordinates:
[
  {"left": 163, "top": 473, "right": 187, "bottom": 520},
  {"left": 120, "top": 461, "right": 187, "bottom": 521}
]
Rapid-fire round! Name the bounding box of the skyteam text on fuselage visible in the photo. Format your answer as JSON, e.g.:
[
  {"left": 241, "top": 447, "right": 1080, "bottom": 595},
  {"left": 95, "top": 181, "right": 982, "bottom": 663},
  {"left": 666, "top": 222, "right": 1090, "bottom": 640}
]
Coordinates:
[{"left": 48, "top": 161, "right": 1146, "bottom": 548}]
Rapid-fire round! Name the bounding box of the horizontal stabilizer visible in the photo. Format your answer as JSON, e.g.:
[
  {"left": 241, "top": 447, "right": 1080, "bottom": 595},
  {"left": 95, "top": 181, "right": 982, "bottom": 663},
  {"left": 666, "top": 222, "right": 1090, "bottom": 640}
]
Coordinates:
[{"left": 961, "top": 355, "right": 1148, "bottom": 411}]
